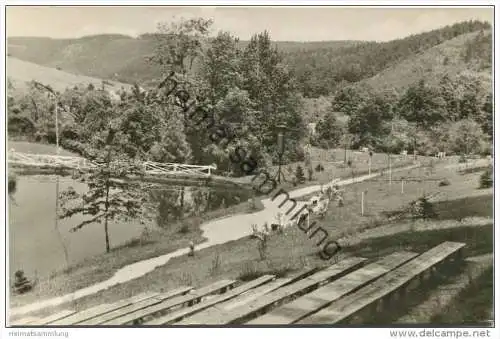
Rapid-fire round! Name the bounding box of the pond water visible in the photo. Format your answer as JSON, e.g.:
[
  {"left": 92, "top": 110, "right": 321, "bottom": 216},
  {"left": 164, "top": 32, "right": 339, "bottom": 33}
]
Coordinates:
[{"left": 8, "top": 175, "right": 251, "bottom": 279}]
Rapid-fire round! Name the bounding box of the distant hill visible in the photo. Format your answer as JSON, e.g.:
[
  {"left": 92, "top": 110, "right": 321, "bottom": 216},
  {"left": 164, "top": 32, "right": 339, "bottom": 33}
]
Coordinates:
[
  {"left": 7, "top": 56, "right": 132, "bottom": 93},
  {"left": 7, "top": 34, "right": 361, "bottom": 86},
  {"left": 357, "top": 30, "right": 492, "bottom": 93},
  {"left": 285, "top": 20, "right": 491, "bottom": 97},
  {"left": 6, "top": 20, "right": 491, "bottom": 98}
]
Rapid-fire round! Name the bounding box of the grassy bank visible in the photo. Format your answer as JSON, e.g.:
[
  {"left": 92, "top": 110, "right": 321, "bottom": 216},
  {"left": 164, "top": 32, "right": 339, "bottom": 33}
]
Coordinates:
[{"left": 430, "top": 266, "right": 494, "bottom": 325}]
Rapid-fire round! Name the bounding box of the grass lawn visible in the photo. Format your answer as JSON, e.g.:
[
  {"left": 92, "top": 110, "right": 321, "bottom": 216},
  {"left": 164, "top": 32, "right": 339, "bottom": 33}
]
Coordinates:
[
  {"left": 430, "top": 266, "right": 494, "bottom": 325},
  {"left": 235, "top": 147, "right": 422, "bottom": 190},
  {"left": 295, "top": 166, "right": 491, "bottom": 245}
]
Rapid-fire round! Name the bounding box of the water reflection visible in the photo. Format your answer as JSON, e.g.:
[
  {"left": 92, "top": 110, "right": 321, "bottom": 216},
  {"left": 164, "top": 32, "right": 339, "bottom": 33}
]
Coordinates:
[{"left": 151, "top": 186, "right": 251, "bottom": 227}]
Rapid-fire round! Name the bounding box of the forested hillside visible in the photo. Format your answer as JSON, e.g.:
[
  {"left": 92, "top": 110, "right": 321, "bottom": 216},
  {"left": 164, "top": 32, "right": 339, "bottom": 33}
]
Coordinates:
[
  {"left": 7, "top": 34, "right": 360, "bottom": 86},
  {"left": 286, "top": 20, "right": 491, "bottom": 97}
]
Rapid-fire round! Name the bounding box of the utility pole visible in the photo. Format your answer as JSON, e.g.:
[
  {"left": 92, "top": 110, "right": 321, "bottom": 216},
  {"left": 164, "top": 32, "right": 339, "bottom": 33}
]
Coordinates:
[
  {"left": 33, "top": 81, "right": 69, "bottom": 266},
  {"left": 361, "top": 190, "right": 365, "bottom": 216},
  {"left": 368, "top": 151, "right": 373, "bottom": 176},
  {"left": 275, "top": 124, "right": 287, "bottom": 184},
  {"left": 389, "top": 154, "right": 392, "bottom": 186}
]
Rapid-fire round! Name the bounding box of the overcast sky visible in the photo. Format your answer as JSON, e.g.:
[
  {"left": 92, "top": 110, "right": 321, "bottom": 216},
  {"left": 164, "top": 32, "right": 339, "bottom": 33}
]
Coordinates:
[{"left": 6, "top": 6, "right": 493, "bottom": 42}]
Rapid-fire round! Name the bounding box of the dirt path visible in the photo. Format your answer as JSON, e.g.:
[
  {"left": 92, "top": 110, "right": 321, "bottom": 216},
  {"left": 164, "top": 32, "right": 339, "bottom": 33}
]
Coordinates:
[
  {"left": 395, "top": 254, "right": 493, "bottom": 324},
  {"left": 9, "top": 164, "right": 419, "bottom": 317}
]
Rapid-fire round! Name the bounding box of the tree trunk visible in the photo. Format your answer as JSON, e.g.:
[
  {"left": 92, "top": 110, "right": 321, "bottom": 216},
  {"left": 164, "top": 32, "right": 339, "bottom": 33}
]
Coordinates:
[
  {"left": 180, "top": 187, "right": 185, "bottom": 219},
  {"left": 104, "top": 182, "right": 111, "bottom": 253}
]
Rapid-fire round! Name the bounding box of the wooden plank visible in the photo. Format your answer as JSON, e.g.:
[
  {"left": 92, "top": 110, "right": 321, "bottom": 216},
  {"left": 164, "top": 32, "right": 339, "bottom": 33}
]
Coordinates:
[
  {"left": 298, "top": 241, "right": 466, "bottom": 324},
  {"left": 80, "top": 286, "right": 192, "bottom": 325},
  {"left": 195, "top": 267, "right": 317, "bottom": 317},
  {"left": 51, "top": 303, "right": 113, "bottom": 325},
  {"left": 173, "top": 270, "right": 315, "bottom": 325},
  {"left": 29, "top": 310, "right": 76, "bottom": 325},
  {"left": 178, "top": 256, "right": 367, "bottom": 325},
  {"left": 145, "top": 275, "right": 276, "bottom": 325},
  {"left": 221, "top": 278, "right": 294, "bottom": 311},
  {"left": 53, "top": 292, "right": 162, "bottom": 325},
  {"left": 248, "top": 251, "right": 418, "bottom": 324},
  {"left": 11, "top": 316, "right": 40, "bottom": 326},
  {"left": 101, "top": 279, "right": 237, "bottom": 325},
  {"left": 172, "top": 278, "right": 293, "bottom": 325}
]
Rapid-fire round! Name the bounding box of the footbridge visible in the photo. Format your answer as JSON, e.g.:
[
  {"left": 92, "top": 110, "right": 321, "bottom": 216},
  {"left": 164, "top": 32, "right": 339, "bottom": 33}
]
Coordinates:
[{"left": 7, "top": 150, "right": 244, "bottom": 188}]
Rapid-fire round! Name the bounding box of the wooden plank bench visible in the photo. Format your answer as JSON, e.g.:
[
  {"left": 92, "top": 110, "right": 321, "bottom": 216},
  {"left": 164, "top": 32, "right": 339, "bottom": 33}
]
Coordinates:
[
  {"left": 29, "top": 309, "right": 76, "bottom": 325},
  {"left": 101, "top": 279, "right": 237, "bottom": 325},
  {"left": 171, "top": 268, "right": 318, "bottom": 324},
  {"left": 80, "top": 286, "right": 192, "bottom": 325},
  {"left": 178, "top": 256, "right": 367, "bottom": 325},
  {"left": 170, "top": 278, "right": 293, "bottom": 325},
  {"left": 248, "top": 251, "right": 418, "bottom": 324},
  {"left": 221, "top": 278, "right": 293, "bottom": 311},
  {"left": 11, "top": 316, "right": 41, "bottom": 326},
  {"left": 145, "top": 275, "right": 275, "bottom": 325},
  {"left": 298, "top": 241, "right": 466, "bottom": 325},
  {"left": 52, "top": 292, "right": 162, "bottom": 325},
  {"left": 215, "top": 267, "right": 318, "bottom": 312}
]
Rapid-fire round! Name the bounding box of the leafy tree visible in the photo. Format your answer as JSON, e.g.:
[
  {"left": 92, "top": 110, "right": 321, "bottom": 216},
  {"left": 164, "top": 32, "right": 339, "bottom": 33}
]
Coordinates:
[
  {"left": 59, "top": 120, "right": 151, "bottom": 253},
  {"left": 331, "top": 86, "right": 367, "bottom": 116},
  {"left": 397, "top": 79, "right": 447, "bottom": 129},
  {"left": 315, "top": 111, "right": 344, "bottom": 148},
  {"left": 348, "top": 96, "right": 392, "bottom": 148},
  {"left": 443, "top": 119, "right": 489, "bottom": 155},
  {"left": 202, "top": 31, "right": 242, "bottom": 103},
  {"left": 458, "top": 78, "right": 483, "bottom": 120},
  {"left": 240, "top": 31, "right": 306, "bottom": 163},
  {"left": 149, "top": 17, "right": 213, "bottom": 75},
  {"left": 479, "top": 93, "right": 493, "bottom": 137},
  {"left": 438, "top": 74, "right": 461, "bottom": 121}
]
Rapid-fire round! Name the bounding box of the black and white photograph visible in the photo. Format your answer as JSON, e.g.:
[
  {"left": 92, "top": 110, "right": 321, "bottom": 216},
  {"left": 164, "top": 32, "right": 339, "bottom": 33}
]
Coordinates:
[{"left": 2, "top": 2, "right": 496, "bottom": 335}]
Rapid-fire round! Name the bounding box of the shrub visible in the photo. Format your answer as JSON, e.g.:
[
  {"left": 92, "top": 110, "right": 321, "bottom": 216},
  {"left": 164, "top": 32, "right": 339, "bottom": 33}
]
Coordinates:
[
  {"left": 459, "top": 155, "right": 468, "bottom": 163},
  {"left": 178, "top": 217, "right": 202, "bottom": 234},
  {"left": 315, "top": 163, "right": 325, "bottom": 172},
  {"left": 238, "top": 262, "right": 262, "bottom": 281},
  {"left": 479, "top": 167, "right": 493, "bottom": 189},
  {"left": 439, "top": 179, "right": 451, "bottom": 187},
  {"left": 256, "top": 233, "right": 268, "bottom": 260},
  {"left": 209, "top": 253, "right": 222, "bottom": 276},
  {"left": 8, "top": 174, "right": 17, "bottom": 196},
  {"left": 8, "top": 116, "right": 36, "bottom": 137},
  {"left": 412, "top": 197, "right": 437, "bottom": 219},
  {"left": 295, "top": 165, "right": 306, "bottom": 184}
]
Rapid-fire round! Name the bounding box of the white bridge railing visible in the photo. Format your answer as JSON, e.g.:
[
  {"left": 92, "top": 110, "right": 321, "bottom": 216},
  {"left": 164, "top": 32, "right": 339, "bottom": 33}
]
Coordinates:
[{"left": 8, "top": 151, "right": 216, "bottom": 178}]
